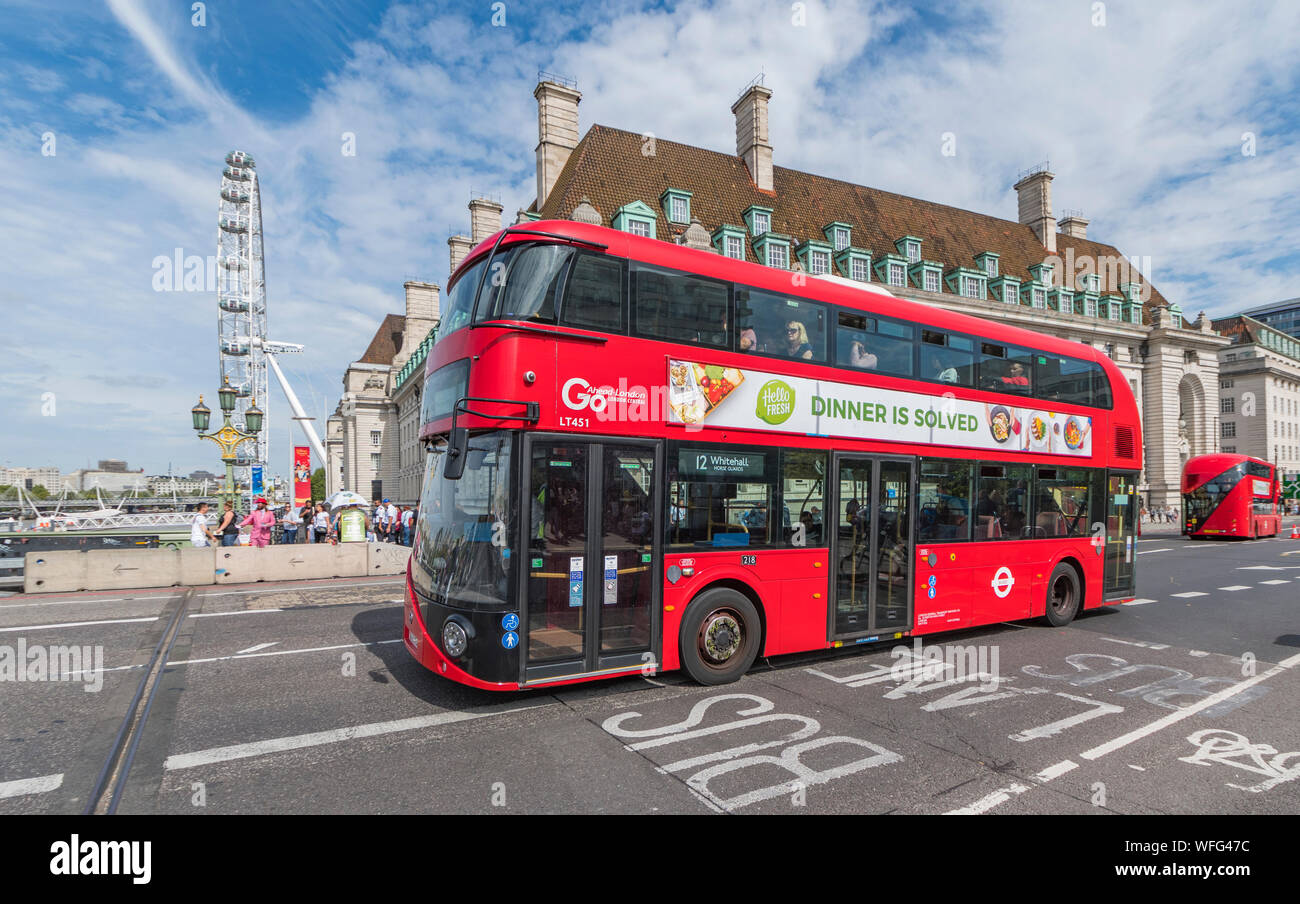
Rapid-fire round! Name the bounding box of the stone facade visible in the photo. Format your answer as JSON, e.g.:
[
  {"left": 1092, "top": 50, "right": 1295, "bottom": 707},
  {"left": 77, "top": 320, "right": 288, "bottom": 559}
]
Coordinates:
[{"left": 1214, "top": 315, "right": 1300, "bottom": 475}]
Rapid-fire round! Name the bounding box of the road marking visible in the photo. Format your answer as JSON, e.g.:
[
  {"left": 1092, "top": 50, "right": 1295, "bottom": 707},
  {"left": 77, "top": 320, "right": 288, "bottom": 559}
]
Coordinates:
[
  {"left": 197, "top": 579, "right": 403, "bottom": 598},
  {"left": 190, "top": 609, "right": 284, "bottom": 619},
  {"left": 1188, "top": 650, "right": 1210, "bottom": 657},
  {"left": 1034, "top": 760, "right": 1078, "bottom": 782},
  {"left": 1125, "top": 598, "right": 1156, "bottom": 605},
  {"left": 1101, "top": 637, "right": 1169, "bottom": 650},
  {"left": 1128, "top": 765, "right": 1145, "bottom": 771},
  {"left": 235, "top": 642, "right": 279, "bottom": 654},
  {"left": 946, "top": 782, "right": 1031, "bottom": 815},
  {"left": 1170, "top": 592, "right": 1207, "bottom": 598},
  {"left": 1238, "top": 565, "right": 1300, "bottom": 571},
  {"left": 164, "top": 704, "right": 532, "bottom": 771},
  {"left": 0, "top": 616, "right": 158, "bottom": 633},
  {"left": 1218, "top": 585, "right": 1251, "bottom": 592},
  {"left": 0, "top": 773, "right": 63, "bottom": 799},
  {"left": 1079, "top": 651, "right": 1300, "bottom": 762},
  {"left": 1136, "top": 548, "right": 1173, "bottom": 555},
  {"left": 1258, "top": 580, "right": 1291, "bottom": 585},
  {"left": 168, "top": 638, "right": 402, "bottom": 667}
]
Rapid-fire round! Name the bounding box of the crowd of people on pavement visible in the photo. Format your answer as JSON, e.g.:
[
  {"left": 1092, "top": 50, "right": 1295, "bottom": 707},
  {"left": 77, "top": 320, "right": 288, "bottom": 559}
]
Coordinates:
[
  {"left": 189, "top": 497, "right": 417, "bottom": 547},
  {"left": 1140, "top": 505, "right": 1180, "bottom": 524}
]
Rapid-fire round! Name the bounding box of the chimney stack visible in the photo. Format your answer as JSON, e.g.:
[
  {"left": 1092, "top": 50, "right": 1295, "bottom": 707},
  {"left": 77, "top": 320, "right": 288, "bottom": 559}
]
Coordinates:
[
  {"left": 469, "top": 197, "right": 504, "bottom": 244},
  {"left": 1013, "top": 164, "right": 1056, "bottom": 254},
  {"left": 731, "top": 81, "right": 774, "bottom": 192},
  {"left": 448, "top": 234, "right": 472, "bottom": 274},
  {"left": 396, "top": 280, "right": 440, "bottom": 366},
  {"left": 1057, "top": 211, "right": 1089, "bottom": 239},
  {"left": 534, "top": 76, "right": 582, "bottom": 211}
]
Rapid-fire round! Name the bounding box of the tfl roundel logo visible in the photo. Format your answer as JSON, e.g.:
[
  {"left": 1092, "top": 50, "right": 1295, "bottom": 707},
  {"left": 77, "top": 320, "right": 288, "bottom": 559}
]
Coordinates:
[{"left": 990, "top": 566, "right": 1016, "bottom": 599}]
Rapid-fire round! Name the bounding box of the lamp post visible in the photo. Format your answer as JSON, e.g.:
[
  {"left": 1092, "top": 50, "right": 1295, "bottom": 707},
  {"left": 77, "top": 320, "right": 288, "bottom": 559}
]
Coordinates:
[{"left": 192, "top": 377, "right": 263, "bottom": 509}]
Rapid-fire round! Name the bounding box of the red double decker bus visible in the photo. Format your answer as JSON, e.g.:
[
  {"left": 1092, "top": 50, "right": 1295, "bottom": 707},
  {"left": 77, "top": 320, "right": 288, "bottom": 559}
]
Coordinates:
[
  {"left": 404, "top": 221, "right": 1142, "bottom": 691},
  {"left": 1182, "top": 453, "right": 1281, "bottom": 539}
]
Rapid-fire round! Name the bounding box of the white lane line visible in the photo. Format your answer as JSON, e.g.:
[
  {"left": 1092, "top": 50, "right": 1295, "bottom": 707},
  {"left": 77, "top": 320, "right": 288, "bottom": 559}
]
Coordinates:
[
  {"left": 0, "top": 773, "right": 63, "bottom": 799},
  {"left": 1033, "top": 760, "right": 1078, "bottom": 783},
  {"left": 1136, "top": 548, "right": 1173, "bottom": 555},
  {"left": 946, "top": 782, "right": 1031, "bottom": 815},
  {"left": 1258, "top": 579, "right": 1291, "bottom": 585},
  {"left": 164, "top": 704, "right": 532, "bottom": 771},
  {"left": 1170, "top": 591, "right": 1207, "bottom": 598},
  {"left": 235, "top": 642, "right": 279, "bottom": 654},
  {"left": 197, "top": 579, "right": 403, "bottom": 598},
  {"left": 0, "top": 616, "right": 158, "bottom": 634},
  {"left": 1125, "top": 598, "right": 1157, "bottom": 605},
  {"left": 1102, "top": 637, "right": 1169, "bottom": 650},
  {"left": 1079, "top": 651, "right": 1300, "bottom": 762},
  {"left": 169, "top": 638, "right": 401, "bottom": 667},
  {"left": 1238, "top": 565, "right": 1300, "bottom": 571},
  {"left": 190, "top": 608, "right": 284, "bottom": 619},
  {"left": 1218, "top": 586, "right": 1251, "bottom": 591}
]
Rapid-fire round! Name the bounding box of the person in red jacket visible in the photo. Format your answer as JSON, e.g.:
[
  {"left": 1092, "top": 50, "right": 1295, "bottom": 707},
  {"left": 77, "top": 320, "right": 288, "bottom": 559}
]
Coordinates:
[{"left": 241, "top": 497, "right": 276, "bottom": 547}]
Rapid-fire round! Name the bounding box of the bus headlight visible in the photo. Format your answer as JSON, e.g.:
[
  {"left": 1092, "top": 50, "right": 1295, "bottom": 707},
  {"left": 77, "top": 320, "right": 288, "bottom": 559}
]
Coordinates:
[{"left": 442, "top": 619, "right": 470, "bottom": 658}]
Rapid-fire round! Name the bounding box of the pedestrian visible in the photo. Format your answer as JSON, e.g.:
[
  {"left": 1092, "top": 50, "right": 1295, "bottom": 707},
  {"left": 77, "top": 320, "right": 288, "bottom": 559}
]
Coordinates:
[
  {"left": 401, "top": 505, "right": 414, "bottom": 546},
  {"left": 218, "top": 501, "right": 240, "bottom": 547},
  {"left": 383, "top": 498, "right": 398, "bottom": 543},
  {"left": 337, "top": 503, "right": 368, "bottom": 542},
  {"left": 371, "top": 497, "right": 386, "bottom": 541},
  {"left": 281, "top": 504, "right": 301, "bottom": 545},
  {"left": 191, "top": 502, "right": 217, "bottom": 548},
  {"left": 299, "top": 501, "right": 315, "bottom": 543},
  {"left": 241, "top": 497, "right": 276, "bottom": 547},
  {"left": 313, "top": 503, "right": 331, "bottom": 544}
]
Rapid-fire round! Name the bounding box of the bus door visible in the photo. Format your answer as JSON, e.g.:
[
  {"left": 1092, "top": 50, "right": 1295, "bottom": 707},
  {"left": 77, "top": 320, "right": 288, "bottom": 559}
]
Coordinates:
[
  {"left": 1103, "top": 472, "right": 1138, "bottom": 599},
  {"left": 830, "top": 455, "right": 914, "bottom": 639},
  {"left": 523, "top": 437, "right": 660, "bottom": 684}
]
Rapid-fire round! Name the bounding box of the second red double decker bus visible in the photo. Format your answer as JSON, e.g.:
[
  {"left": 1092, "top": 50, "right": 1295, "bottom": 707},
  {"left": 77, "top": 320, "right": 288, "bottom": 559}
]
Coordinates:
[
  {"left": 404, "top": 221, "right": 1142, "bottom": 691},
  {"left": 1182, "top": 453, "right": 1282, "bottom": 539}
]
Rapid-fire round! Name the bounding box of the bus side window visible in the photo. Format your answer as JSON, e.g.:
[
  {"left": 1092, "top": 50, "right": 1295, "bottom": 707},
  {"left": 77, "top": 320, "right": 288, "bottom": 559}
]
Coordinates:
[
  {"left": 633, "top": 266, "right": 730, "bottom": 348},
  {"left": 737, "top": 287, "right": 826, "bottom": 362},
  {"left": 917, "top": 459, "right": 972, "bottom": 542},
  {"left": 561, "top": 253, "right": 626, "bottom": 332},
  {"left": 1037, "top": 355, "right": 1092, "bottom": 407},
  {"left": 495, "top": 244, "right": 571, "bottom": 322},
  {"left": 921, "top": 330, "right": 974, "bottom": 387}
]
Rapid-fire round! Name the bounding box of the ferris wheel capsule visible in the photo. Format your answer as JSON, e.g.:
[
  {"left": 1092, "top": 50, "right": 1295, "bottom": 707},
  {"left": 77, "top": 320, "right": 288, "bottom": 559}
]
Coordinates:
[
  {"left": 225, "top": 150, "right": 255, "bottom": 168},
  {"left": 223, "top": 166, "right": 250, "bottom": 182},
  {"left": 220, "top": 339, "right": 250, "bottom": 356},
  {"left": 219, "top": 216, "right": 248, "bottom": 233},
  {"left": 220, "top": 186, "right": 250, "bottom": 204},
  {"left": 219, "top": 297, "right": 250, "bottom": 313}
]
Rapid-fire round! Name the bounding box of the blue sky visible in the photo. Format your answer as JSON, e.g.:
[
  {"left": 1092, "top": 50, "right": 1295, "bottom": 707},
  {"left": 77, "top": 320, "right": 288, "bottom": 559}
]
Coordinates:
[{"left": 1, "top": 0, "right": 1298, "bottom": 478}]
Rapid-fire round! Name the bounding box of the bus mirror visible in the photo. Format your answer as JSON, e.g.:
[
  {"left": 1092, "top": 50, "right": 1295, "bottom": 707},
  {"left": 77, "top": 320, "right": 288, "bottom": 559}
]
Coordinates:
[{"left": 444, "top": 427, "right": 469, "bottom": 480}]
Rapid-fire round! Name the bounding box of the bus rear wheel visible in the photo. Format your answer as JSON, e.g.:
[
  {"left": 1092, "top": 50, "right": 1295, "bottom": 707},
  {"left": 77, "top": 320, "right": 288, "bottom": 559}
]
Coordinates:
[
  {"left": 679, "top": 588, "right": 761, "bottom": 686},
  {"left": 1044, "top": 563, "right": 1081, "bottom": 627}
]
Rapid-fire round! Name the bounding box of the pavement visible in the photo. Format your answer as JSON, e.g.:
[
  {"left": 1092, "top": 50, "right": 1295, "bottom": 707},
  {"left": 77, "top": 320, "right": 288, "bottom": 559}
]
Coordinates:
[{"left": 1, "top": 534, "right": 1299, "bottom": 814}]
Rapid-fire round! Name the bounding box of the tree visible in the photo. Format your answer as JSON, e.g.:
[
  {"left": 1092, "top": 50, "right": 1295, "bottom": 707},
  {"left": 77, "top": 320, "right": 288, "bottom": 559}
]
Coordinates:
[
  {"left": 27, "top": 485, "right": 50, "bottom": 500},
  {"left": 311, "top": 467, "right": 326, "bottom": 502}
]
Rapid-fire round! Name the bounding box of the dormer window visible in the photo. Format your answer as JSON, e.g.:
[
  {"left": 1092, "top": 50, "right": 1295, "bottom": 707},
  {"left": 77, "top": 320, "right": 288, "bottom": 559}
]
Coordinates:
[
  {"left": 1031, "top": 287, "right": 1046, "bottom": 309},
  {"left": 744, "top": 205, "right": 773, "bottom": 238},
  {"left": 895, "top": 236, "right": 922, "bottom": 264},
  {"left": 910, "top": 259, "right": 944, "bottom": 294},
  {"left": 889, "top": 262, "right": 906, "bottom": 286},
  {"left": 611, "top": 200, "right": 657, "bottom": 240},
  {"left": 852, "top": 257, "right": 870, "bottom": 281},
  {"left": 1028, "top": 261, "right": 1054, "bottom": 287},
  {"left": 1079, "top": 272, "right": 1102, "bottom": 292},
  {"left": 924, "top": 270, "right": 939, "bottom": 292},
  {"left": 660, "top": 188, "right": 692, "bottom": 225},
  {"left": 711, "top": 224, "right": 747, "bottom": 260},
  {"left": 823, "top": 222, "right": 852, "bottom": 252},
  {"left": 797, "top": 239, "right": 833, "bottom": 276},
  {"left": 964, "top": 275, "right": 985, "bottom": 298},
  {"left": 976, "top": 252, "right": 999, "bottom": 278},
  {"left": 945, "top": 267, "right": 986, "bottom": 300},
  {"left": 837, "top": 247, "right": 872, "bottom": 282},
  {"left": 754, "top": 232, "right": 791, "bottom": 270}
]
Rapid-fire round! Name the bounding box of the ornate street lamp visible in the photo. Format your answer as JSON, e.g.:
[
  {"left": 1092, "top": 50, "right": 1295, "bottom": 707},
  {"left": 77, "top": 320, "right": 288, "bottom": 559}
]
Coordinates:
[{"left": 192, "top": 378, "right": 262, "bottom": 509}]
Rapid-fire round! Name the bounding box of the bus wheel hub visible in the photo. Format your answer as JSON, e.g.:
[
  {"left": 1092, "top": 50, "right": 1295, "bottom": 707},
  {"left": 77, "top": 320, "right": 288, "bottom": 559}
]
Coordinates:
[{"left": 702, "top": 613, "right": 741, "bottom": 662}]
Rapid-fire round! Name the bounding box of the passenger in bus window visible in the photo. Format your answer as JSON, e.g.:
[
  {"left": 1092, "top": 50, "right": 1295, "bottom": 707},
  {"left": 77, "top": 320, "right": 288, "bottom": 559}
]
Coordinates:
[
  {"left": 739, "top": 326, "right": 757, "bottom": 351},
  {"left": 1000, "top": 361, "right": 1030, "bottom": 388},
  {"left": 785, "top": 321, "right": 814, "bottom": 359},
  {"left": 849, "top": 338, "right": 878, "bottom": 369},
  {"left": 929, "top": 352, "right": 959, "bottom": 383}
]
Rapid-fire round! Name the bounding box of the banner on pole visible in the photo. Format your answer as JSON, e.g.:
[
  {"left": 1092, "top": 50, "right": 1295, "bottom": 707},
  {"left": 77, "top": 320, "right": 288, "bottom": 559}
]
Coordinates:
[{"left": 293, "top": 446, "right": 311, "bottom": 507}]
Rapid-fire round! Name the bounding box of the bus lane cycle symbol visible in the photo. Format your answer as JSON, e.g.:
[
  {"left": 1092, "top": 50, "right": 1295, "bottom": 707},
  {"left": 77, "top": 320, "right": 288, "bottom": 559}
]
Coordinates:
[{"left": 990, "top": 566, "right": 1015, "bottom": 598}]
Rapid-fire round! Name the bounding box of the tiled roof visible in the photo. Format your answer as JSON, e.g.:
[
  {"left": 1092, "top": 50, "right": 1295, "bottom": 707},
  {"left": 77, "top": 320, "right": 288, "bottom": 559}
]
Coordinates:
[
  {"left": 536, "top": 124, "right": 1168, "bottom": 321},
  {"left": 359, "top": 313, "right": 406, "bottom": 365}
]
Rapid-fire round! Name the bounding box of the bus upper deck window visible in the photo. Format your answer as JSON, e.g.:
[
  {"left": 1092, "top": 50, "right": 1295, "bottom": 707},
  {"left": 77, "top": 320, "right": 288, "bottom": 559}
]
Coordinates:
[
  {"left": 495, "top": 244, "right": 571, "bottom": 322},
  {"left": 562, "top": 253, "right": 626, "bottom": 332},
  {"left": 736, "top": 288, "right": 825, "bottom": 362}
]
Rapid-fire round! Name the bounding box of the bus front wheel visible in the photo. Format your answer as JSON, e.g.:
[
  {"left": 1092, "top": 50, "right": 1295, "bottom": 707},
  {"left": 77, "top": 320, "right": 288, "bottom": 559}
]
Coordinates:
[
  {"left": 1044, "top": 563, "right": 1081, "bottom": 627},
  {"left": 679, "top": 588, "right": 761, "bottom": 686}
]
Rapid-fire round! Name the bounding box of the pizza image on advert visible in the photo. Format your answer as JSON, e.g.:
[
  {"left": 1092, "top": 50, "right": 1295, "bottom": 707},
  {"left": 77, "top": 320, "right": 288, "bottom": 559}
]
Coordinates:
[{"left": 692, "top": 364, "right": 744, "bottom": 413}]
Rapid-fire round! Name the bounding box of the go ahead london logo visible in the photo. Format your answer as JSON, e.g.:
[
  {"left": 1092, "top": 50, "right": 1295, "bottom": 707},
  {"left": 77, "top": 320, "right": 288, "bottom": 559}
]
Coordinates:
[{"left": 756, "top": 379, "right": 795, "bottom": 426}]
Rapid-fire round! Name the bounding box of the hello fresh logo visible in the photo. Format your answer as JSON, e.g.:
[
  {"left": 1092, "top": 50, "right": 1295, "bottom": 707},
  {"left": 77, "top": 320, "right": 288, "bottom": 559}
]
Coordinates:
[{"left": 756, "top": 379, "right": 794, "bottom": 425}]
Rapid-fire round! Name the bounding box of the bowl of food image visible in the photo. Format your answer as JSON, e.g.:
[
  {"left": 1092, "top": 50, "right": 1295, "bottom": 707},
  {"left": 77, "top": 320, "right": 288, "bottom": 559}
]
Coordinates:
[
  {"left": 988, "top": 405, "right": 1013, "bottom": 444},
  {"left": 1064, "top": 416, "right": 1088, "bottom": 450}
]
